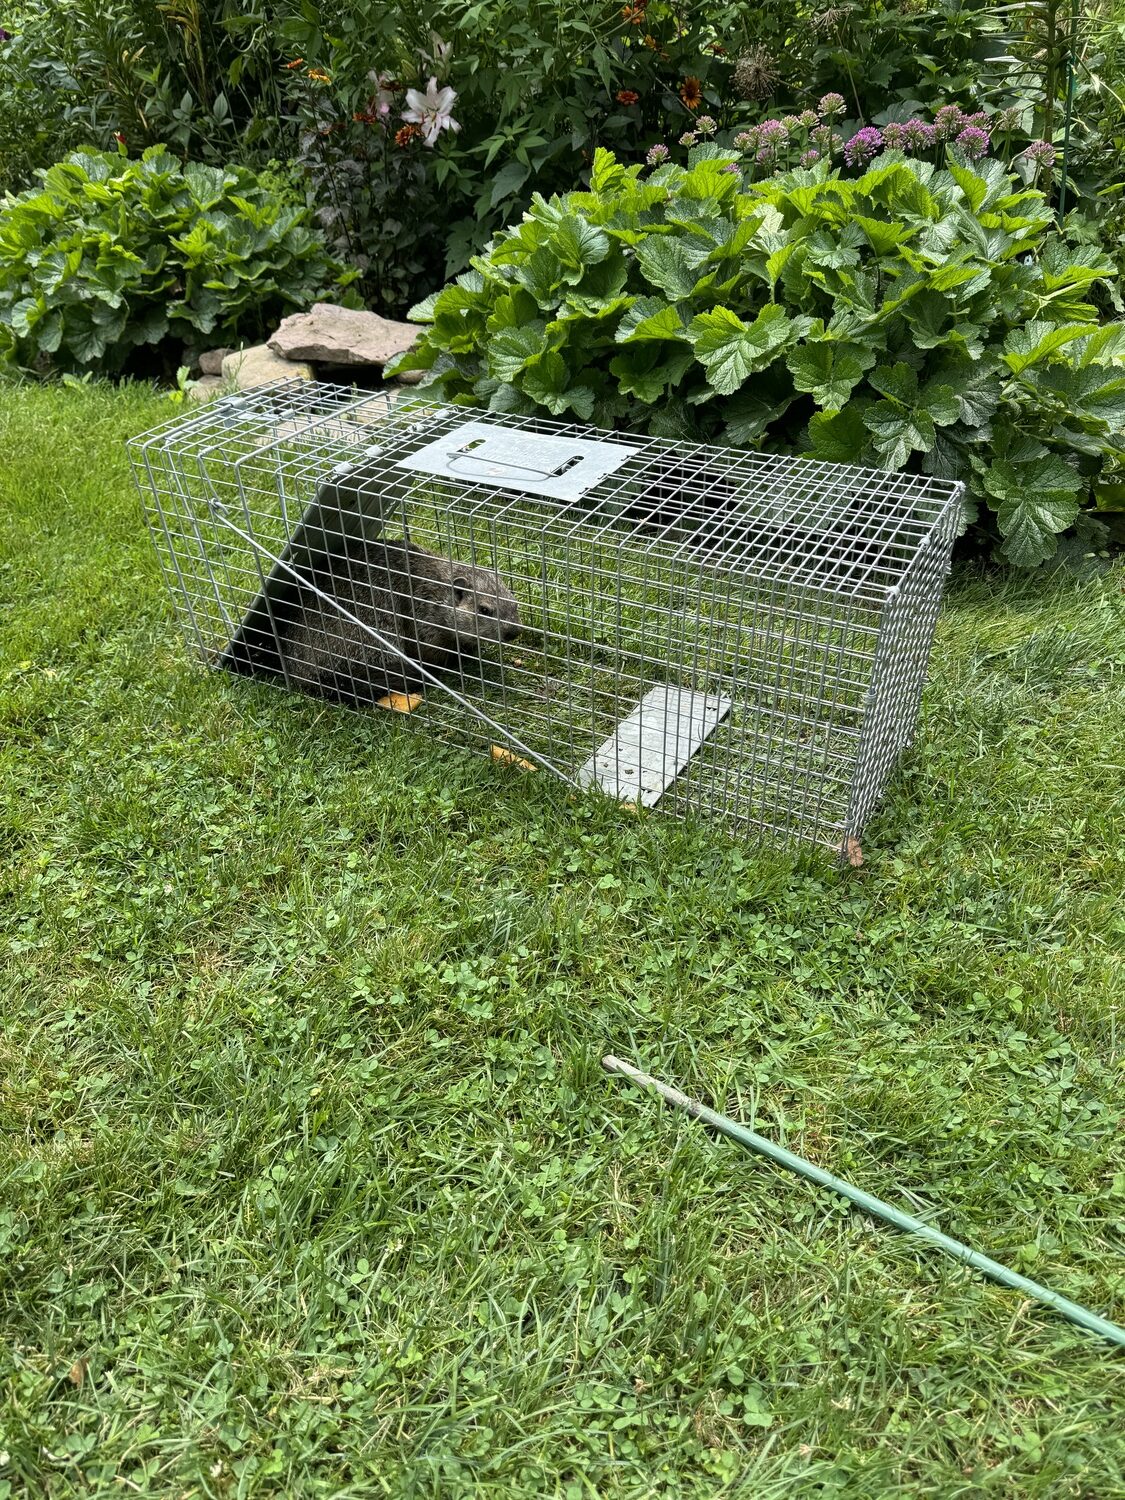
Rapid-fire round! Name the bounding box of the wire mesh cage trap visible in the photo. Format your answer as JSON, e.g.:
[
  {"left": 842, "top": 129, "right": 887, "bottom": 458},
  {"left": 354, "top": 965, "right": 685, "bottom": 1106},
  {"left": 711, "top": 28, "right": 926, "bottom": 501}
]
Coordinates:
[{"left": 129, "top": 380, "right": 961, "bottom": 850}]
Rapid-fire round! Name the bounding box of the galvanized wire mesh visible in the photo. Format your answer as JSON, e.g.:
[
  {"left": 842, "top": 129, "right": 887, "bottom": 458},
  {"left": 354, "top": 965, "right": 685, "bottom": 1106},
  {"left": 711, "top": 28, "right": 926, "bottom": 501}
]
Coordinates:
[{"left": 129, "top": 379, "right": 961, "bottom": 849}]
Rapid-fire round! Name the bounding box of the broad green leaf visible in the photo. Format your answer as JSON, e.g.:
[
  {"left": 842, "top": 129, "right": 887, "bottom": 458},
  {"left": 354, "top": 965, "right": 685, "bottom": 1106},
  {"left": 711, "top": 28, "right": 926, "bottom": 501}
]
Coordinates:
[
  {"left": 485, "top": 288, "right": 540, "bottom": 332},
  {"left": 868, "top": 363, "right": 918, "bottom": 405},
  {"left": 995, "top": 485, "right": 1081, "bottom": 566},
  {"left": 919, "top": 382, "right": 960, "bottom": 427},
  {"left": 520, "top": 349, "right": 595, "bottom": 418},
  {"left": 1075, "top": 324, "right": 1125, "bottom": 365},
  {"left": 615, "top": 296, "right": 685, "bottom": 343},
  {"left": 590, "top": 147, "right": 628, "bottom": 193},
  {"left": 852, "top": 215, "right": 913, "bottom": 255},
  {"left": 805, "top": 224, "right": 865, "bottom": 271},
  {"left": 805, "top": 406, "right": 872, "bottom": 465},
  {"left": 688, "top": 303, "right": 793, "bottom": 396},
  {"left": 8, "top": 296, "right": 41, "bottom": 336},
  {"left": 863, "top": 403, "right": 937, "bottom": 468},
  {"left": 947, "top": 158, "right": 988, "bottom": 214},
  {"left": 722, "top": 383, "right": 796, "bottom": 445},
  {"left": 786, "top": 342, "right": 867, "bottom": 411},
  {"left": 609, "top": 344, "right": 694, "bottom": 403},
  {"left": 1002, "top": 320, "right": 1091, "bottom": 375},
  {"left": 487, "top": 321, "right": 549, "bottom": 381},
  {"left": 903, "top": 291, "right": 958, "bottom": 350},
  {"left": 1028, "top": 365, "right": 1125, "bottom": 429},
  {"left": 1037, "top": 237, "right": 1115, "bottom": 293},
  {"left": 407, "top": 290, "right": 441, "bottom": 323},
  {"left": 64, "top": 320, "right": 108, "bottom": 364},
  {"left": 550, "top": 215, "right": 610, "bottom": 282},
  {"left": 513, "top": 245, "right": 565, "bottom": 306},
  {"left": 635, "top": 238, "right": 702, "bottom": 300},
  {"left": 980, "top": 439, "right": 1082, "bottom": 565}
]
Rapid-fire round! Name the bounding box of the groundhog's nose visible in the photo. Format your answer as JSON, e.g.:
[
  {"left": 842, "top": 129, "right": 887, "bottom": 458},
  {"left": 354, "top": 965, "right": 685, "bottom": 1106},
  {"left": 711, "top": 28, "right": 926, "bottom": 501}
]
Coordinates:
[{"left": 502, "top": 622, "right": 522, "bottom": 641}]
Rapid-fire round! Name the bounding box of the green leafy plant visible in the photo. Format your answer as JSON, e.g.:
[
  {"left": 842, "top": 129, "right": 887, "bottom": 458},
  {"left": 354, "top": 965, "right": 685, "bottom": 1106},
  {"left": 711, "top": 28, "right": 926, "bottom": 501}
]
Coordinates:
[
  {"left": 0, "top": 0, "right": 287, "bottom": 190},
  {"left": 0, "top": 147, "right": 349, "bottom": 375},
  {"left": 393, "top": 145, "right": 1125, "bottom": 566}
]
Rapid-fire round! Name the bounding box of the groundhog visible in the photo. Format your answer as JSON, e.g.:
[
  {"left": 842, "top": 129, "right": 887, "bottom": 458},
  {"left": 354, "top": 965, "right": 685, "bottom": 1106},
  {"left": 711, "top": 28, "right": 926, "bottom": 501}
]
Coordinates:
[{"left": 280, "top": 537, "right": 523, "bottom": 703}]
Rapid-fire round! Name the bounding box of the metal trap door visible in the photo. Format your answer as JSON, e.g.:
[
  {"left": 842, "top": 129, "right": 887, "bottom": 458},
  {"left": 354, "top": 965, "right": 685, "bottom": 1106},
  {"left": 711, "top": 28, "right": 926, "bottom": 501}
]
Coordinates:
[{"left": 395, "top": 420, "right": 639, "bottom": 502}]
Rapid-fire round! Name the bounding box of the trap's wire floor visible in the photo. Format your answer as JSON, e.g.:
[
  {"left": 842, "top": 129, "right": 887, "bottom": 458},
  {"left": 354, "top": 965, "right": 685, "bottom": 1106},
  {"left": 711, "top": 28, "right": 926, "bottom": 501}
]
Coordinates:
[{"left": 129, "top": 380, "right": 962, "bottom": 850}]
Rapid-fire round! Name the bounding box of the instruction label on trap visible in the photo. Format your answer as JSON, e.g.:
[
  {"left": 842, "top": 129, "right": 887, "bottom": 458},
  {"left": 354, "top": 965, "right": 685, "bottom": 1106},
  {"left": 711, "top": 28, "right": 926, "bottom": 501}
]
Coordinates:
[
  {"left": 577, "top": 687, "right": 732, "bottom": 807},
  {"left": 395, "top": 421, "right": 639, "bottom": 502}
]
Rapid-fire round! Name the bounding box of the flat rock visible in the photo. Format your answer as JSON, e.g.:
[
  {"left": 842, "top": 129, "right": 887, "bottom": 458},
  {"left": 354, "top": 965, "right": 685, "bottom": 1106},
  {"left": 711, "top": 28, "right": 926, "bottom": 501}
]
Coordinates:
[
  {"left": 188, "top": 374, "right": 225, "bottom": 402},
  {"left": 268, "top": 302, "right": 418, "bottom": 367},
  {"left": 198, "top": 347, "right": 231, "bottom": 375},
  {"left": 222, "top": 344, "right": 314, "bottom": 390}
]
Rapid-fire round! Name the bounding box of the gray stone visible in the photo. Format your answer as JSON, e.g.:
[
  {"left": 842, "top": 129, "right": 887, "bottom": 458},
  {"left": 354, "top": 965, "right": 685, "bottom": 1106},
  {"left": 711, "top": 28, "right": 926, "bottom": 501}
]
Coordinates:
[
  {"left": 198, "top": 347, "right": 231, "bottom": 376},
  {"left": 222, "top": 344, "right": 314, "bottom": 390},
  {"left": 188, "top": 374, "right": 225, "bottom": 403},
  {"left": 268, "top": 302, "right": 418, "bottom": 367}
]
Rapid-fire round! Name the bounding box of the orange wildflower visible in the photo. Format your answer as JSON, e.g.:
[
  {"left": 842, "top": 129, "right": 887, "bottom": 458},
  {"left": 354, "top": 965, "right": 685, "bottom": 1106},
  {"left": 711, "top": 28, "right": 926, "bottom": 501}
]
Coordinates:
[
  {"left": 284, "top": 57, "right": 304, "bottom": 69},
  {"left": 395, "top": 123, "right": 422, "bottom": 146},
  {"left": 616, "top": 89, "right": 640, "bottom": 105},
  {"left": 679, "top": 75, "right": 703, "bottom": 110}
]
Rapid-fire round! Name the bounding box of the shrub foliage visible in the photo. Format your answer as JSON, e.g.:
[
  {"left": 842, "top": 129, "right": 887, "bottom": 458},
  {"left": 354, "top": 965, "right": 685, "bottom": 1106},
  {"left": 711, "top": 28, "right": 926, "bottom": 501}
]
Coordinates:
[
  {"left": 395, "top": 146, "right": 1125, "bottom": 565},
  {"left": 0, "top": 148, "right": 345, "bottom": 375}
]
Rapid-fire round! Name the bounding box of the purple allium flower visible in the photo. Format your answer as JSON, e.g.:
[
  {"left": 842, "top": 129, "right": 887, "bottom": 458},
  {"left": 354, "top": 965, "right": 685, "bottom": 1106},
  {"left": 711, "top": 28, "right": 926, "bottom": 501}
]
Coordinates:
[
  {"left": 993, "top": 105, "right": 1023, "bottom": 132},
  {"left": 758, "top": 118, "right": 790, "bottom": 144},
  {"left": 961, "top": 111, "right": 988, "bottom": 129},
  {"left": 646, "top": 142, "right": 671, "bottom": 166},
  {"left": 695, "top": 113, "right": 718, "bottom": 136},
  {"left": 881, "top": 121, "right": 908, "bottom": 149},
  {"left": 901, "top": 117, "right": 936, "bottom": 151},
  {"left": 679, "top": 130, "right": 698, "bottom": 146},
  {"left": 733, "top": 128, "right": 758, "bottom": 151},
  {"left": 818, "top": 91, "right": 846, "bottom": 120},
  {"left": 1022, "top": 139, "right": 1057, "bottom": 167},
  {"left": 955, "top": 124, "right": 990, "bottom": 160},
  {"left": 781, "top": 114, "right": 801, "bottom": 131},
  {"left": 843, "top": 126, "right": 883, "bottom": 166},
  {"left": 720, "top": 162, "right": 742, "bottom": 174},
  {"left": 798, "top": 109, "right": 820, "bottom": 128},
  {"left": 756, "top": 146, "right": 776, "bottom": 164},
  {"left": 811, "top": 124, "right": 843, "bottom": 153},
  {"left": 799, "top": 148, "right": 821, "bottom": 167},
  {"left": 933, "top": 104, "right": 965, "bottom": 140}
]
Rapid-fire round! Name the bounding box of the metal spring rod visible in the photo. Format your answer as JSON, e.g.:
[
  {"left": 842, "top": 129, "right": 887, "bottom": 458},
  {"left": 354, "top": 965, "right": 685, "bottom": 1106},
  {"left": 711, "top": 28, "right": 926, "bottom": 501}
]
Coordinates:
[{"left": 602, "top": 1055, "right": 1125, "bottom": 1350}]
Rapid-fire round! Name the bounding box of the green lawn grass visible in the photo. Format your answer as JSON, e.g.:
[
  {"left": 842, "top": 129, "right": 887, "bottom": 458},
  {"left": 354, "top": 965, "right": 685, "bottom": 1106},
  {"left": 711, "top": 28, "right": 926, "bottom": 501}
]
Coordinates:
[{"left": 2, "top": 382, "right": 1124, "bottom": 1497}]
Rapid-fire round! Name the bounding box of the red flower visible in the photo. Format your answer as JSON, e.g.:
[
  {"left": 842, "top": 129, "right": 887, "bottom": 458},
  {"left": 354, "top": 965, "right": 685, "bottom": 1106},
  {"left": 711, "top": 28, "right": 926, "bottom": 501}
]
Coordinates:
[
  {"left": 113, "top": 132, "right": 127, "bottom": 146},
  {"left": 284, "top": 58, "right": 304, "bottom": 69},
  {"left": 395, "top": 123, "right": 422, "bottom": 147},
  {"left": 616, "top": 89, "right": 640, "bottom": 105}
]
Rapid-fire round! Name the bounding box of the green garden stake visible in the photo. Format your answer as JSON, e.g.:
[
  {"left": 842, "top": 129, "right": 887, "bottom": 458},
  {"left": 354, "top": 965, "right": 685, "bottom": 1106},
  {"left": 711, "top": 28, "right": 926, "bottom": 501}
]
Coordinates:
[{"left": 603, "top": 1054, "right": 1125, "bottom": 1350}]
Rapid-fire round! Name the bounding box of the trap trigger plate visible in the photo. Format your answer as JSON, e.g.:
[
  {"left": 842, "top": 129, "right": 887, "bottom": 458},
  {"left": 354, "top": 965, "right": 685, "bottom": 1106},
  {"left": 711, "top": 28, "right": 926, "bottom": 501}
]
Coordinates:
[{"left": 577, "top": 686, "right": 732, "bottom": 807}]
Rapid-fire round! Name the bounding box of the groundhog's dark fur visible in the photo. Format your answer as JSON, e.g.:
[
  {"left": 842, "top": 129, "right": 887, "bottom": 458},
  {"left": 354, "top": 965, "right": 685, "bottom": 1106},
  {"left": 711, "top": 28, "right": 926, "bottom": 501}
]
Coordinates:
[{"left": 281, "top": 538, "right": 522, "bottom": 702}]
